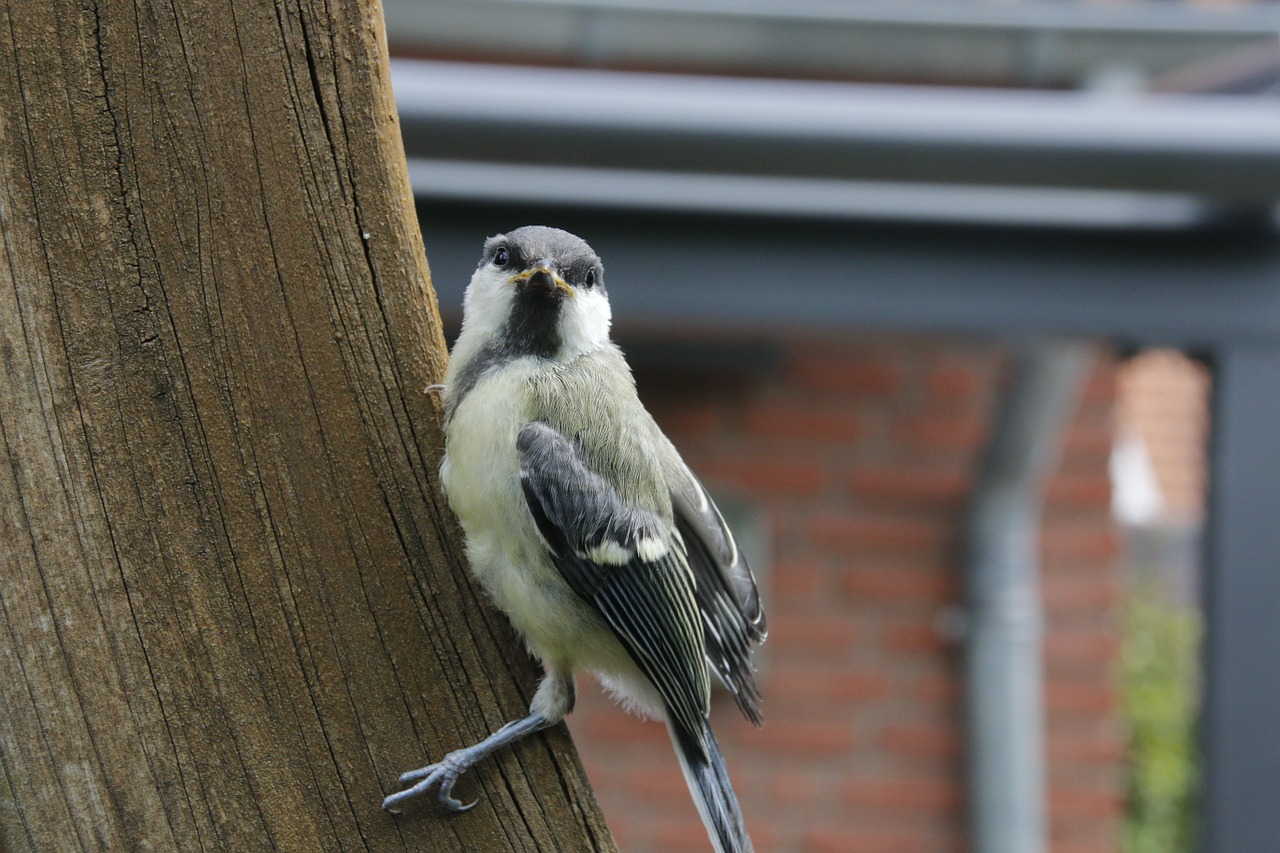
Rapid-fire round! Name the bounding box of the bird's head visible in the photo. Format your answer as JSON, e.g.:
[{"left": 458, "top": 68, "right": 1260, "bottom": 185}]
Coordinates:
[{"left": 460, "top": 225, "right": 611, "bottom": 363}]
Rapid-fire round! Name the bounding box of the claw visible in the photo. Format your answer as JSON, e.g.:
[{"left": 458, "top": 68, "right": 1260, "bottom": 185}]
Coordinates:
[
  {"left": 383, "top": 754, "right": 478, "bottom": 814},
  {"left": 436, "top": 773, "right": 478, "bottom": 813},
  {"left": 382, "top": 710, "right": 554, "bottom": 817}
]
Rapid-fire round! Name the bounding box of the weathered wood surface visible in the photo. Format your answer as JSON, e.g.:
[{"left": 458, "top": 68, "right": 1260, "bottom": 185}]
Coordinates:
[{"left": 0, "top": 1, "right": 613, "bottom": 849}]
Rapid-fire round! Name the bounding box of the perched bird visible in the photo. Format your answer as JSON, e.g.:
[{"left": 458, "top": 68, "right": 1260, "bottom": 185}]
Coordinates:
[{"left": 383, "top": 226, "right": 766, "bottom": 852}]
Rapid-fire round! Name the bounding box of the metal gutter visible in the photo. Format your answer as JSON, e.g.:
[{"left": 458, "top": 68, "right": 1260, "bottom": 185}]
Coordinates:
[
  {"left": 384, "top": 0, "right": 1280, "bottom": 87},
  {"left": 393, "top": 59, "right": 1280, "bottom": 225},
  {"left": 965, "top": 344, "right": 1092, "bottom": 853},
  {"left": 406, "top": 159, "right": 1212, "bottom": 229}
]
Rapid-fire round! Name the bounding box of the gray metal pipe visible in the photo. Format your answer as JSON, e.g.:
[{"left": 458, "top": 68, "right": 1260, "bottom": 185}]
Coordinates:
[{"left": 965, "top": 343, "right": 1091, "bottom": 853}]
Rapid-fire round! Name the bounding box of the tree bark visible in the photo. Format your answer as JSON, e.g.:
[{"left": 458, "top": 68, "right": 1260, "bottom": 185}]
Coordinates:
[{"left": 0, "top": 1, "right": 613, "bottom": 850}]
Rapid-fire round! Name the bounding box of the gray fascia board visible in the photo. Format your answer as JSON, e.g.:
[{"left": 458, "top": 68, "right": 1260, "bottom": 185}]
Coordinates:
[
  {"left": 405, "top": 159, "right": 1214, "bottom": 229},
  {"left": 418, "top": 206, "right": 1280, "bottom": 349},
  {"left": 393, "top": 60, "right": 1280, "bottom": 207},
  {"left": 384, "top": 0, "right": 1280, "bottom": 86}
]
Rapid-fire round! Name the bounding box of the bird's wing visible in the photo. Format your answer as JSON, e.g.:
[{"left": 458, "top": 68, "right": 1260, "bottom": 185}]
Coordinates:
[
  {"left": 668, "top": 463, "right": 767, "bottom": 725},
  {"left": 517, "top": 421, "right": 711, "bottom": 749}
]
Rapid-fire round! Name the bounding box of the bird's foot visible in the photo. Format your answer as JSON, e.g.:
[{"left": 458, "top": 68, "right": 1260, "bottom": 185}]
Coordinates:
[
  {"left": 382, "top": 752, "right": 477, "bottom": 814},
  {"left": 381, "top": 712, "right": 554, "bottom": 816}
]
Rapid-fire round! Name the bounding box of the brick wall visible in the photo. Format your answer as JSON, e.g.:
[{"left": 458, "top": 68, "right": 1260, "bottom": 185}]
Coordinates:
[{"left": 565, "top": 333, "right": 1123, "bottom": 853}]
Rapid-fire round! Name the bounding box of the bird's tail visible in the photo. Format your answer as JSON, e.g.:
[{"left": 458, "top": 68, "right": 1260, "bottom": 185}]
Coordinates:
[{"left": 667, "top": 717, "right": 754, "bottom": 853}]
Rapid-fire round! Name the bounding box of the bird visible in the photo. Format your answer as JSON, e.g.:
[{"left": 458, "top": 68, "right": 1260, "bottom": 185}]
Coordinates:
[{"left": 382, "top": 226, "right": 766, "bottom": 853}]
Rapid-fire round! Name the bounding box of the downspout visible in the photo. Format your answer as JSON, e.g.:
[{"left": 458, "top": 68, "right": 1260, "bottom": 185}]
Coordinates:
[{"left": 965, "top": 342, "right": 1092, "bottom": 853}]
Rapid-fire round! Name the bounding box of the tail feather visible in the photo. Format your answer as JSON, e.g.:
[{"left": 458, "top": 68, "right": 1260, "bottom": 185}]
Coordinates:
[{"left": 668, "top": 717, "right": 753, "bottom": 853}]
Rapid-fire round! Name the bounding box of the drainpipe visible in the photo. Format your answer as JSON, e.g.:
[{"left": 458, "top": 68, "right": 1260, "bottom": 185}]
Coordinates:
[{"left": 965, "top": 342, "right": 1091, "bottom": 853}]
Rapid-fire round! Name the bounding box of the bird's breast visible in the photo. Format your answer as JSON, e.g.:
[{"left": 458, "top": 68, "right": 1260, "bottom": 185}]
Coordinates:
[
  {"left": 441, "top": 360, "right": 536, "bottom": 541},
  {"left": 439, "top": 357, "right": 640, "bottom": 676}
]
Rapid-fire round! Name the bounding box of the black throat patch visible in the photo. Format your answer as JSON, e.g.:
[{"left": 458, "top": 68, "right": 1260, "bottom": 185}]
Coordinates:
[
  {"left": 448, "top": 287, "right": 564, "bottom": 421},
  {"left": 503, "top": 285, "right": 563, "bottom": 360}
]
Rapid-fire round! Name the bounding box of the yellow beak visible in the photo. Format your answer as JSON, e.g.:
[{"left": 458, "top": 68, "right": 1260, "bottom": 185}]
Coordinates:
[{"left": 509, "top": 266, "right": 575, "bottom": 299}]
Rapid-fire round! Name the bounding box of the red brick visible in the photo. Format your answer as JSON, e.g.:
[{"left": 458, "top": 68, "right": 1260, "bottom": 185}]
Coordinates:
[
  {"left": 1079, "top": 359, "right": 1118, "bottom": 404},
  {"left": 652, "top": 399, "right": 724, "bottom": 440},
  {"left": 603, "top": 763, "right": 680, "bottom": 802},
  {"left": 1046, "top": 682, "right": 1117, "bottom": 717},
  {"left": 741, "top": 821, "right": 779, "bottom": 853},
  {"left": 882, "top": 722, "right": 961, "bottom": 759},
  {"left": 771, "top": 559, "right": 825, "bottom": 600},
  {"left": 910, "top": 673, "right": 961, "bottom": 703},
  {"left": 898, "top": 414, "right": 990, "bottom": 453},
  {"left": 884, "top": 622, "right": 955, "bottom": 655},
  {"left": 1045, "top": 474, "right": 1112, "bottom": 509},
  {"left": 1052, "top": 843, "right": 1122, "bottom": 853},
  {"left": 768, "top": 669, "right": 891, "bottom": 704},
  {"left": 1049, "top": 784, "right": 1124, "bottom": 819},
  {"left": 789, "top": 352, "right": 902, "bottom": 396},
  {"left": 752, "top": 720, "right": 857, "bottom": 758},
  {"left": 849, "top": 466, "right": 971, "bottom": 508},
  {"left": 1044, "top": 628, "right": 1121, "bottom": 667},
  {"left": 1047, "top": 730, "right": 1126, "bottom": 765},
  {"left": 802, "top": 824, "right": 946, "bottom": 853},
  {"left": 767, "top": 770, "right": 826, "bottom": 807},
  {"left": 748, "top": 698, "right": 859, "bottom": 731},
  {"left": 1060, "top": 423, "right": 1114, "bottom": 461},
  {"left": 1071, "top": 395, "right": 1115, "bottom": 433},
  {"left": 767, "top": 613, "right": 860, "bottom": 651},
  {"left": 842, "top": 775, "right": 963, "bottom": 814},
  {"left": 809, "top": 514, "right": 951, "bottom": 555},
  {"left": 652, "top": 817, "right": 713, "bottom": 852},
  {"left": 575, "top": 706, "right": 670, "bottom": 747},
  {"left": 1041, "top": 545, "right": 1116, "bottom": 577},
  {"left": 926, "top": 363, "right": 988, "bottom": 397},
  {"left": 1042, "top": 574, "right": 1120, "bottom": 613},
  {"left": 844, "top": 567, "right": 957, "bottom": 604},
  {"left": 1040, "top": 524, "right": 1119, "bottom": 561},
  {"left": 1044, "top": 661, "right": 1115, "bottom": 690},
  {"left": 702, "top": 458, "right": 826, "bottom": 497},
  {"left": 745, "top": 400, "right": 861, "bottom": 443}
]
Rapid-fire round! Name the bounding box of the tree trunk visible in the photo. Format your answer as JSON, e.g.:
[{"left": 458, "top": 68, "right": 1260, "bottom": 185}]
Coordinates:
[{"left": 0, "top": 1, "right": 613, "bottom": 850}]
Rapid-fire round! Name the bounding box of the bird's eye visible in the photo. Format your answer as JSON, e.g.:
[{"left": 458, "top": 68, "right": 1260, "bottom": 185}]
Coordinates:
[
  {"left": 493, "top": 247, "right": 510, "bottom": 267},
  {"left": 585, "top": 269, "right": 597, "bottom": 287}
]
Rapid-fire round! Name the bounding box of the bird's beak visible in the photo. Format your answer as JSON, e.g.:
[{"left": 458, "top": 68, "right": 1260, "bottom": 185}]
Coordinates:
[{"left": 510, "top": 264, "right": 574, "bottom": 299}]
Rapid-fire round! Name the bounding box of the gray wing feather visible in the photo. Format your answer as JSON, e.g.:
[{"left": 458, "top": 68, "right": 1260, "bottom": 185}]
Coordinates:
[
  {"left": 517, "top": 421, "right": 711, "bottom": 748},
  {"left": 670, "top": 466, "right": 767, "bottom": 725}
]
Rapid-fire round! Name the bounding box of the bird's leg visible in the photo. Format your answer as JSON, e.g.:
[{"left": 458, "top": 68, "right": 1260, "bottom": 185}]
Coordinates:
[
  {"left": 382, "top": 713, "right": 549, "bottom": 813},
  {"left": 382, "top": 667, "right": 575, "bottom": 814}
]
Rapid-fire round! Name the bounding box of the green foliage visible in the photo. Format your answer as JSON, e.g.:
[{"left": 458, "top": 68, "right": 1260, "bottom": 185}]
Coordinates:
[{"left": 1121, "top": 582, "right": 1201, "bottom": 853}]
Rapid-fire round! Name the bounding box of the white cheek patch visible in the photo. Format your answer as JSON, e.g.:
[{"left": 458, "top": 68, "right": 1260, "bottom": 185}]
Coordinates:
[
  {"left": 459, "top": 269, "right": 515, "bottom": 345},
  {"left": 557, "top": 288, "right": 612, "bottom": 359}
]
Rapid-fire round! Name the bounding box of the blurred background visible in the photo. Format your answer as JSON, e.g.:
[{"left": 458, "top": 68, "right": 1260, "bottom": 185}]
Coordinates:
[{"left": 383, "top": 2, "right": 1280, "bottom": 851}]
